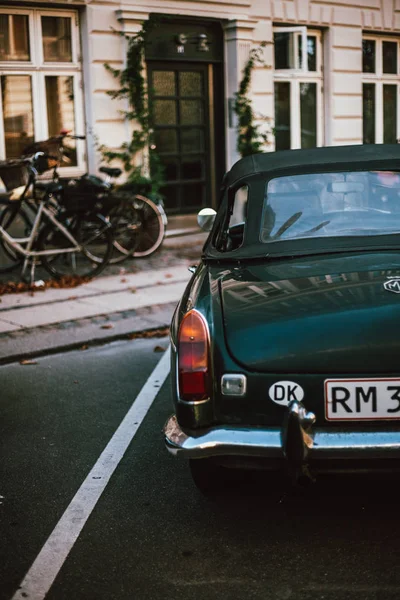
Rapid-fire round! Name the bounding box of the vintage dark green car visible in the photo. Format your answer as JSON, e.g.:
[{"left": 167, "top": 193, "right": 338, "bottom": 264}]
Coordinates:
[{"left": 164, "top": 144, "right": 400, "bottom": 495}]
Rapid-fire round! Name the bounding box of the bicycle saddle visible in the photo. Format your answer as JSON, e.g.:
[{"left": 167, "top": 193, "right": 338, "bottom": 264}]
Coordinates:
[
  {"left": 99, "top": 166, "right": 122, "bottom": 178},
  {"left": 35, "top": 181, "right": 63, "bottom": 193}
]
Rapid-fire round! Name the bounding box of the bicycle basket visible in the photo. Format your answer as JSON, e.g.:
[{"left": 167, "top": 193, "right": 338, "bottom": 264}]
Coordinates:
[
  {"left": 0, "top": 160, "right": 29, "bottom": 192},
  {"left": 58, "top": 175, "right": 109, "bottom": 212}
]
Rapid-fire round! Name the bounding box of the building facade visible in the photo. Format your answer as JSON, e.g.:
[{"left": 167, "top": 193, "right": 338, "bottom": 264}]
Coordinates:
[{"left": 0, "top": 0, "right": 399, "bottom": 214}]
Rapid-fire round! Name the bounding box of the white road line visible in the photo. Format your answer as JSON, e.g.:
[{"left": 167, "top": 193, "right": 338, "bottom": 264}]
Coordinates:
[{"left": 11, "top": 346, "right": 171, "bottom": 600}]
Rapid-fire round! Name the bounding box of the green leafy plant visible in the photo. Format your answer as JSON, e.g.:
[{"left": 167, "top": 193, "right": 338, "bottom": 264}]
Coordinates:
[
  {"left": 233, "top": 43, "right": 271, "bottom": 157},
  {"left": 101, "top": 21, "right": 164, "bottom": 196}
]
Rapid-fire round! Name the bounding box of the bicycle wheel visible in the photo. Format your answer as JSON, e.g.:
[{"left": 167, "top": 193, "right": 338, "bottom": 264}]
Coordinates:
[
  {"left": 107, "top": 200, "right": 140, "bottom": 264},
  {"left": 0, "top": 204, "right": 32, "bottom": 273},
  {"left": 132, "top": 195, "right": 166, "bottom": 258},
  {"left": 38, "top": 212, "right": 113, "bottom": 278},
  {"left": 109, "top": 194, "right": 166, "bottom": 261}
]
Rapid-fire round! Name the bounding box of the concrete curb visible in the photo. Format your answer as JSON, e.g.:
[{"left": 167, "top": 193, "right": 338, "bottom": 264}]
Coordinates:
[{"left": 0, "top": 301, "right": 176, "bottom": 365}]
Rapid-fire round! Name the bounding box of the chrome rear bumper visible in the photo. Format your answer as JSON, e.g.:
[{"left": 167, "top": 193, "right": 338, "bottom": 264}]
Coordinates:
[{"left": 164, "top": 414, "right": 400, "bottom": 461}]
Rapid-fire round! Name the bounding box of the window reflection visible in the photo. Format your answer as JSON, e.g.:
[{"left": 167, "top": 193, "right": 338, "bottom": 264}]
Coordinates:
[
  {"left": 300, "top": 82, "right": 317, "bottom": 148},
  {"left": 42, "top": 16, "right": 72, "bottom": 62},
  {"left": 363, "top": 83, "right": 375, "bottom": 144},
  {"left": 274, "top": 82, "right": 291, "bottom": 151},
  {"left": 382, "top": 41, "right": 397, "bottom": 74},
  {"left": 274, "top": 32, "right": 295, "bottom": 69},
  {"left": 1, "top": 75, "right": 34, "bottom": 158},
  {"left": 362, "top": 39, "right": 375, "bottom": 73},
  {"left": 0, "top": 14, "right": 30, "bottom": 61},
  {"left": 298, "top": 36, "right": 317, "bottom": 71},
  {"left": 383, "top": 84, "right": 397, "bottom": 144},
  {"left": 45, "top": 76, "right": 77, "bottom": 165},
  {"left": 262, "top": 171, "right": 400, "bottom": 243}
]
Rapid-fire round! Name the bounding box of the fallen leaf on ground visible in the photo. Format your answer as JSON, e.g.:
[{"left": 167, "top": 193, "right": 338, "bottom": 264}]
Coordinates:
[
  {"left": 100, "top": 324, "right": 113, "bottom": 329},
  {"left": 130, "top": 288, "right": 137, "bottom": 293},
  {"left": 165, "top": 273, "right": 173, "bottom": 279},
  {"left": 0, "top": 275, "right": 92, "bottom": 296},
  {"left": 68, "top": 296, "right": 77, "bottom": 300},
  {"left": 80, "top": 344, "right": 89, "bottom": 351},
  {"left": 154, "top": 345, "right": 166, "bottom": 352},
  {"left": 127, "top": 327, "right": 169, "bottom": 341},
  {"left": 120, "top": 278, "right": 127, "bottom": 283},
  {"left": 20, "top": 359, "right": 38, "bottom": 365}
]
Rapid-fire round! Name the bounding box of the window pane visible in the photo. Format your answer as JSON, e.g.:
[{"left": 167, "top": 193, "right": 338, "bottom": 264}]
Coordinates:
[
  {"left": 298, "top": 35, "right": 317, "bottom": 71},
  {"left": 45, "top": 76, "right": 77, "bottom": 165},
  {"left": 182, "top": 160, "right": 203, "bottom": 180},
  {"left": 362, "top": 39, "right": 375, "bottom": 73},
  {"left": 1, "top": 75, "right": 34, "bottom": 158},
  {"left": 153, "top": 100, "right": 177, "bottom": 125},
  {"left": 274, "top": 32, "right": 294, "bottom": 69},
  {"left": 274, "top": 82, "right": 291, "bottom": 151},
  {"left": 179, "top": 72, "right": 202, "bottom": 96},
  {"left": 181, "top": 129, "right": 204, "bottom": 153},
  {"left": 383, "top": 84, "right": 397, "bottom": 144},
  {"left": 363, "top": 83, "right": 375, "bottom": 144},
  {"left": 161, "top": 158, "right": 179, "bottom": 181},
  {"left": 230, "top": 186, "right": 247, "bottom": 227},
  {"left": 182, "top": 183, "right": 204, "bottom": 208},
  {"left": 42, "top": 16, "right": 72, "bottom": 62},
  {"left": 154, "top": 129, "right": 178, "bottom": 154},
  {"left": 0, "top": 14, "right": 30, "bottom": 61},
  {"left": 180, "top": 100, "right": 203, "bottom": 125},
  {"left": 152, "top": 71, "right": 175, "bottom": 96},
  {"left": 300, "top": 82, "right": 317, "bottom": 148},
  {"left": 383, "top": 41, "right": 397, "bottom": 74},
  {"left": 263, "top": 171, "right": 400, "bottom": 243}
]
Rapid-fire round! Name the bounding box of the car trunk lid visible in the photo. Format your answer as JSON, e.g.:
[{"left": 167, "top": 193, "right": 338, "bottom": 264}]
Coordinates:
[{"left": 219, "top": 255, "right": 400, "bottom": 374}]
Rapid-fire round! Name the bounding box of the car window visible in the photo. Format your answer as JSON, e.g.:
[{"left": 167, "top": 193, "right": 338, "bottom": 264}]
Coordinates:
[
  {"left": 261, "top": 171, "right": 400, "bottom": 243},
  {"left": 230, "top": 185, "right": 248, "bottom": 227},
  {"left": 218, "top": 185, "right": 248, "bottom": 251}
]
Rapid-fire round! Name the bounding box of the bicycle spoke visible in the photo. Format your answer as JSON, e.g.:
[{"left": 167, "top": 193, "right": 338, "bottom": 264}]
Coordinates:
[{"left": 38, "top": 214, "right": 113, "bottom": 278}]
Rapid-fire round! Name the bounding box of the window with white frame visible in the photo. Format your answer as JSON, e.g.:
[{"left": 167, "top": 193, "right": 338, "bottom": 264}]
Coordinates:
[
  {"left": 362, "top": 36, "right": 399, "bottom": 145},
  {"left": 0, "top": 7, "right": 85, "bottom": 171},
  {"left": 273, "top": 27, "right": 323, "bottom": 150}
]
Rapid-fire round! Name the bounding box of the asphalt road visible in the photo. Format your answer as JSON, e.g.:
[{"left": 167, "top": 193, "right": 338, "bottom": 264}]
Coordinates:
[{"left": 1, "top": 337, "right": 400, "bottom": 600}]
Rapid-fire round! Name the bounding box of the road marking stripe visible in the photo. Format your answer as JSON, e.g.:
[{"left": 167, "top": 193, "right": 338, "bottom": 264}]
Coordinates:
[{"left": 11, "top": 346, "right": 171, "bottom": 600}]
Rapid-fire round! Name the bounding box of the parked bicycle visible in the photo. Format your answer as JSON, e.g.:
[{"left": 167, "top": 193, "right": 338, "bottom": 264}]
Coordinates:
[
  {"left": 22, "top": 132, "right": 168, "bottom": 263},
  {"left": 0, "top": 154, "right": 113, "bottom": 282}
]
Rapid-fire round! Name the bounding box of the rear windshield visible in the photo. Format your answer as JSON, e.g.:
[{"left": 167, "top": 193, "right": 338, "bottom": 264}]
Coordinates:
[{"left": 261, "top": 171, "right": 400, "bottom": 243}]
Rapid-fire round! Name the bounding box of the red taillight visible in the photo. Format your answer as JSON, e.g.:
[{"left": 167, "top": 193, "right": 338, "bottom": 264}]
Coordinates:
[{"left": 178, "top": 310, "right": 210, "bottom": 401}]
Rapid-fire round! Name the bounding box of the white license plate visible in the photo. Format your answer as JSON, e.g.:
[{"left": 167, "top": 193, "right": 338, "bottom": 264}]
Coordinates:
[{"left": 325, "top": 378, "right": 400, "bottom": 421}]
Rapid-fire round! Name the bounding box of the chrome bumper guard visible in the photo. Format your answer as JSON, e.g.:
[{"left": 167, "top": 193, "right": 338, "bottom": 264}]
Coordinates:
[{"left": 164, "top": 401, "right": 400, "bottom": 462}]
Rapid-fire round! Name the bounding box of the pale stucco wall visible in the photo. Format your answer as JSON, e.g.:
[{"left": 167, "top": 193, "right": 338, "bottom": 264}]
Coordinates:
[
  {"left": 6, "top": 0, "right": 400, "bottom": 173},
  {"left": 79, "top": 0, "right": 400, "bottom": 172}
]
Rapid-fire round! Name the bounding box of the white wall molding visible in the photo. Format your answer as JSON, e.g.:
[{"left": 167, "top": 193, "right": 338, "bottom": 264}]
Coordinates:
[{"left": 116, "top": 10, "right": 150, "bottom": 34}]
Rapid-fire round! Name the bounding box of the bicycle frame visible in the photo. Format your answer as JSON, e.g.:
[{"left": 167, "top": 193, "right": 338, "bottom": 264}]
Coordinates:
[{"left": 0, "top": 199, "right": 82, "bottom": 258}]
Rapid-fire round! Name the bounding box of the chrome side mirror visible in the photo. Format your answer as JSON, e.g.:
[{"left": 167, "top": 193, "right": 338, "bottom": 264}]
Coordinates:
[{"left": 197, "top": 207, "right": 216, "bottom": 232}]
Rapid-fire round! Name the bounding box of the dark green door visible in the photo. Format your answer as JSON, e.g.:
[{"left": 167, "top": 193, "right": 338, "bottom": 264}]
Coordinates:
[{"left": 148, "top": 63, "right": 212, "bottom": 214}]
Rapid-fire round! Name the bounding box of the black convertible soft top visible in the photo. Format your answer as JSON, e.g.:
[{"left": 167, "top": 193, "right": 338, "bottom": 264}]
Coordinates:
[{"left": 223, "top": 144, "right": 400, "bottom": 187}]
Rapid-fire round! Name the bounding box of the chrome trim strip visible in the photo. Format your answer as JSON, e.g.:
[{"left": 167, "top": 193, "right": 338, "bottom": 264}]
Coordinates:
[{"left": 164, "top": 415, "right": 400, "bottom": 460}]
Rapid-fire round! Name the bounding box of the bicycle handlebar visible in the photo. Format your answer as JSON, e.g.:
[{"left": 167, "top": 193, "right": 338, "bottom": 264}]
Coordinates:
[{"left": 58, "top": 130, "right": 86, "bottom": 141}]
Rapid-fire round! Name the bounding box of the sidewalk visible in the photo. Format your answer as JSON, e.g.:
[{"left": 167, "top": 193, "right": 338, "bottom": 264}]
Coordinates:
[{"left": 0, "top": 215, "right": 208, "bottom": 364}]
